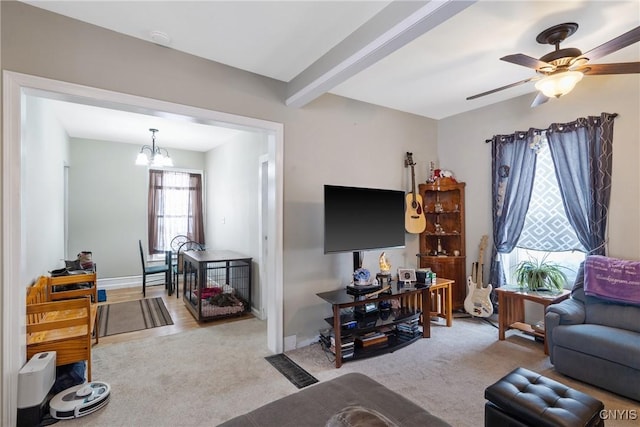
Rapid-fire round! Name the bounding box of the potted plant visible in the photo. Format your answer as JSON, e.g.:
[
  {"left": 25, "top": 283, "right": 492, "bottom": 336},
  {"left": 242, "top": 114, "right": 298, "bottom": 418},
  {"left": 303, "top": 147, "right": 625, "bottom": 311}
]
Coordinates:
[{"left": 514, "top": 257, "right": 568, "bottom": 291}]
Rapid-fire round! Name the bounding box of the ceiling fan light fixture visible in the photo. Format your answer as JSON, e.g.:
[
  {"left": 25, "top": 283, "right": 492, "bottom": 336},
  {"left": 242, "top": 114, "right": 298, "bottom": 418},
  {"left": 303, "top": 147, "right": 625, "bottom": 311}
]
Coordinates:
[{"left": 534, "top": 70, "right": 583, "bottom": 98}]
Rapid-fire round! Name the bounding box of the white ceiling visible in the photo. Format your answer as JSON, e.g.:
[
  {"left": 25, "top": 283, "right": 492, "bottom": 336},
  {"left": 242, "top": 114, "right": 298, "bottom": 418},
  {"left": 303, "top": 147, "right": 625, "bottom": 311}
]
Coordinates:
[
  {"left": 24, "top": 0, "right": 640, "bottom": 151},
  {"left": 42, "top": 98, "right": 245, "bottom": 151}
]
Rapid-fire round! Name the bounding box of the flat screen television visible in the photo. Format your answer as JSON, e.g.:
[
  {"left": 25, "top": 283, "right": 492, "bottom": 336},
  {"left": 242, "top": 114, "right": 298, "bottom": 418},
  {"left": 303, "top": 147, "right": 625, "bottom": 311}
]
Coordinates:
[{"left": 324, "top": 185, "right": 405, "bottom": 269}]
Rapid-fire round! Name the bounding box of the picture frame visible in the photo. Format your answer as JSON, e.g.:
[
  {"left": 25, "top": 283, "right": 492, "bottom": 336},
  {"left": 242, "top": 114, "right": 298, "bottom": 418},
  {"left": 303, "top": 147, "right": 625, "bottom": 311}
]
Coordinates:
[{"left": 397, "top": 268, "right": 416, "bottom": 283}]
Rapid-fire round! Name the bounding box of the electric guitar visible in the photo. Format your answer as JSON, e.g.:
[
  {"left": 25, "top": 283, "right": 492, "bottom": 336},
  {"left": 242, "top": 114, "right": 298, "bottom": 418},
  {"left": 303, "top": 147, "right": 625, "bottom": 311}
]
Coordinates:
[
  {"left": 464, "top": 235, "right": 493, "bottom": 317},
  {"left": 404, "top": 152, "right": 426, "bottom": 234}
]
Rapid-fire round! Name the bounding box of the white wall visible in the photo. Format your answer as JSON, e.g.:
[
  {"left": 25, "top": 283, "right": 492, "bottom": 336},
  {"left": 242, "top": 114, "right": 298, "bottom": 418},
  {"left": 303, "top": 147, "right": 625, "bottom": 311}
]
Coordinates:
[
  {"left": 22, "top": 96, "right": 69, "bottom": 284},
  {"left": 281, "top": 95, "right": 437, "bottom": 345},
  {"left": 4, "top": 5, "right": 638, "bottom": 423},
  {"left": 68, "top": 138, "right": 205, "bottom": 279},
  {"left": 1, "top": 2, "right": 439, "bottom": 347},
  {"left": 6, "top": 2, "right": 639, "bottom": 347},
  {"left": 439, "top": 74, "right": 640, "bottom": 271},
  {"left": 205, "top": 131, "right": 268, "bottom": 311},
  {"left": 439, "top": 75, "right": 640, "bottom": 325}
]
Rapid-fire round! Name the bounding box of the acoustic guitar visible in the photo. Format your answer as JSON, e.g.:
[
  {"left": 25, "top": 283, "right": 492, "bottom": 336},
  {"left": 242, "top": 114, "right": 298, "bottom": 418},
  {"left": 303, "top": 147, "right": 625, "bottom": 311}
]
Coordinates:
[
  {"left": 404, "top": 152, "right": 426, "bottom": 234},
  {"left": 464, "top": 235, "right": 493, "bottom": 317}
]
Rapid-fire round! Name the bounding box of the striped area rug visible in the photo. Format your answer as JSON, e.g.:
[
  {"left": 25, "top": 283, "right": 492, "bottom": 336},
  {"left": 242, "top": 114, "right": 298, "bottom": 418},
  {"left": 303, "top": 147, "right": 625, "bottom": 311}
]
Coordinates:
[{"left": 97, "top": 297, "right": 173, "bottom": 337}]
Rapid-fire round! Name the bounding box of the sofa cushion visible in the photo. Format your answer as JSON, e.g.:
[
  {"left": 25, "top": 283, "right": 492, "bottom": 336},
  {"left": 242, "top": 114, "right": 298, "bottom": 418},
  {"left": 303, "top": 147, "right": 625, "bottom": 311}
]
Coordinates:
[
  {"left": 585, "top": 299, "right": 640, "bottom": 333},
  {"left": 553, "top": 324, "right": 640, "bottom": 370},
  {"left": 570, "top": 263, "right": 586, "bottom": 303}
]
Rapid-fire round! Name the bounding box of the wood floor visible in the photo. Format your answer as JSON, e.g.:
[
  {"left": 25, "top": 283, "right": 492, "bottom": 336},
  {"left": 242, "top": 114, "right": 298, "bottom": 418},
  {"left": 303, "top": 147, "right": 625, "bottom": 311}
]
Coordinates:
[{"left": 95, "top": 283, "right": 254, "bottom": 346}]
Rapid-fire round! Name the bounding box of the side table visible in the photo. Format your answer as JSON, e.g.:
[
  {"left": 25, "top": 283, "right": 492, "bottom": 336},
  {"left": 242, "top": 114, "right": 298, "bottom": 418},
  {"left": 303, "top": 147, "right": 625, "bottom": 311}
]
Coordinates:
[
  {"left": 429, "top": 279, "right": 453, "bottom": 326},
  {"left": 399, "top": 278, "right": 454, "bottom": 327},
  {"left": 495, "top": 287, "right": 570, "bottom": 354}
]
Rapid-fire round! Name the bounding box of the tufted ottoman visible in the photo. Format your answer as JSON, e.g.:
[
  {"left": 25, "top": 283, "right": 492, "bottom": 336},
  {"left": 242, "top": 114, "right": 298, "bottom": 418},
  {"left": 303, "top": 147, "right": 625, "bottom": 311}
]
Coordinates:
[{"left": 485, "top": 367, "right": 604, "bottom": 427}]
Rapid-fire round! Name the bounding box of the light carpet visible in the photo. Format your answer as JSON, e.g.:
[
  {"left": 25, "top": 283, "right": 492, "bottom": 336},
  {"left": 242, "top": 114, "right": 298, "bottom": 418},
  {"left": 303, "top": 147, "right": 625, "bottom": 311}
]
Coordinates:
[{"left": 64, "top": 317, "right": 637, "bottom": 427}]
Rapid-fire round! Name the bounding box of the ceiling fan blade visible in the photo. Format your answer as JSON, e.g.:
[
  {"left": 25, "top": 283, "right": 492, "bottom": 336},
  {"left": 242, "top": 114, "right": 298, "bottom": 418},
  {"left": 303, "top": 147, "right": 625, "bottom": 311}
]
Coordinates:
[
  {"left": 581, "top": 26, "right": 640, "bottom": 62},
  {"left": 530, "top": 92, "right": 549, "bottom": 108},
  {"left": 501, "top": 54, "right": 554, "bottom": 71},
  {"left": 467, "top": 77, "right": 537, "bottom": 100},
  {"left": 577, "top": 62, "right": 640, "bottom": 75}
]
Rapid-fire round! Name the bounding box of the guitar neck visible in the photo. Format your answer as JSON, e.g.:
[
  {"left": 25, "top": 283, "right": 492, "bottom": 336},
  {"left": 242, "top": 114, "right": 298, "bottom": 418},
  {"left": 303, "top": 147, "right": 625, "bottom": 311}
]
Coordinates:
[
  {"left": 475, "top": 236, "right": 488, "bottom": 288},
  {"left": 410, "top": 164, "right": 417, "bottom": 202}
]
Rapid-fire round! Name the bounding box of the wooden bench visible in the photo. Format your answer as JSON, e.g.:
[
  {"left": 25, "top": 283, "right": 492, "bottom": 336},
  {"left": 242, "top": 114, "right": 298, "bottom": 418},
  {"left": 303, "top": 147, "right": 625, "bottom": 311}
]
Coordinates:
[{"left": 26, "top": 274, "right": 99, "bottom": 381}]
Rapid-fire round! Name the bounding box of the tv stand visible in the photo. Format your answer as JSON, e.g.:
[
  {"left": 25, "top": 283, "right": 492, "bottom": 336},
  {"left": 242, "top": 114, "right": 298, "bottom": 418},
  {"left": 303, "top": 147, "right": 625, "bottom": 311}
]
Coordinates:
[{"left": 317, "top": 283, "right": 432, "bottom": 368}]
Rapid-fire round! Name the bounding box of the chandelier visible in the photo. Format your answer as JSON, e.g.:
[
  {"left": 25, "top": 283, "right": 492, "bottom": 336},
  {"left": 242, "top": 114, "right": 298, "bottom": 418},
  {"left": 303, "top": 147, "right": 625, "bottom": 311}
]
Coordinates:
[{"left": 135, "top": 128, "right": 174, "bottom": 167}]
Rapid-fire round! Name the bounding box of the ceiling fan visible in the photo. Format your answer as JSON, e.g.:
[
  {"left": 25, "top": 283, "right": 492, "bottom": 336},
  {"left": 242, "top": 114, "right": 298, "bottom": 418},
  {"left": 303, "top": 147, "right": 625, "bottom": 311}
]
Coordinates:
[{"left": 467, "top": 23, "right": 640, "bottom": 107}]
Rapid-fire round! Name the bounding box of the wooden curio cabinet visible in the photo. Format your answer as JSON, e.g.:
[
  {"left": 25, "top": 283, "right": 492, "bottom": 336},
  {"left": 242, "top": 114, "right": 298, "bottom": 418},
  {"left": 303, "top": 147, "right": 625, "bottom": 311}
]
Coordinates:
[{"left": 418, "top": 180, "right": 466, "bottom": 311}]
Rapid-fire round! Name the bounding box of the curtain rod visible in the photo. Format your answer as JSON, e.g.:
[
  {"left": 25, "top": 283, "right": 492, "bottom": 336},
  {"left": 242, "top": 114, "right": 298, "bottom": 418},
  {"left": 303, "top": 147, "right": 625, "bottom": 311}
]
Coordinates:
[{"left": 484, "top": 113, "right": 618, "bottom": 143}]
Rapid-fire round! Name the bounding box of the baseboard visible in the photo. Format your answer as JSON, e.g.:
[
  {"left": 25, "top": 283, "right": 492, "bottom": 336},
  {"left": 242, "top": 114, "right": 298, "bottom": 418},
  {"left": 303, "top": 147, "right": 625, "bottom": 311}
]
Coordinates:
[
  {"left": 97, "top": 276, "right": 142, "bottom": 291},
  {"left": 97, "top": 275, "right": 170, "bottom": 290}
]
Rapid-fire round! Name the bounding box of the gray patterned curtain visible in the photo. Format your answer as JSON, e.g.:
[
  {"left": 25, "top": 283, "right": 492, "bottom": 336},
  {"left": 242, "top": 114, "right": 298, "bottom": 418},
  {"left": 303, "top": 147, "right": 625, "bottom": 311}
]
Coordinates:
[
  {"left": 546, "top": 113, "right": 616, "bottom": 255},
  {"left": 488, "top": 131, "right": 538, "bottom": 290}
]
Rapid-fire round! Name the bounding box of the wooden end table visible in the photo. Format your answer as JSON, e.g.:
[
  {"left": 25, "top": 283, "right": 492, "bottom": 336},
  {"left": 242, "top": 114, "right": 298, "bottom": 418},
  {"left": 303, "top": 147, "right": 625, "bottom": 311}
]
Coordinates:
[
  {"left": 429, "top": 279, "right": 453, "bottom": 326},
  {"left": 495, "top": 287, "right": 570, "bottom": 354},
  {"left": 396, "top": 278, "right": 454, "bottom": 327}
]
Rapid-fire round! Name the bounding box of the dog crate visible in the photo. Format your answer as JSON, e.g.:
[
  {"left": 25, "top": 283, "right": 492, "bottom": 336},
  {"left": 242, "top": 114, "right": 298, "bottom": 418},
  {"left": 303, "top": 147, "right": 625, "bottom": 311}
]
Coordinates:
[{"left": 182, "top": 250, "right": 252, "bottom": 322}]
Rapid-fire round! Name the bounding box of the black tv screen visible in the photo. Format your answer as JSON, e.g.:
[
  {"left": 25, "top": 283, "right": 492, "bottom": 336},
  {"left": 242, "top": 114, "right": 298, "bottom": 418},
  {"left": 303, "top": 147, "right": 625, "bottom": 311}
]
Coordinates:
[{"left": 324, "top": 185, "right": 406, "bottom": 254}]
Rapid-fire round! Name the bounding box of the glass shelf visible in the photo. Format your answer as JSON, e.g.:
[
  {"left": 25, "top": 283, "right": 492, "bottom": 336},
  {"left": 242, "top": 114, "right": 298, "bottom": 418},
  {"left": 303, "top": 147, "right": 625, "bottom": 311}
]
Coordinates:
[{"left": 324, "top": 308, "right": 420, "bottom": 333}]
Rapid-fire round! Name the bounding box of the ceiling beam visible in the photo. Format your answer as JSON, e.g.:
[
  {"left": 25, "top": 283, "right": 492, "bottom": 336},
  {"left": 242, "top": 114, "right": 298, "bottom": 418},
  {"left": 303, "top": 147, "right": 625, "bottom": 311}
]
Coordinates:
[{"left": 285, "top": 0, "right": 476, "bottom": 108}]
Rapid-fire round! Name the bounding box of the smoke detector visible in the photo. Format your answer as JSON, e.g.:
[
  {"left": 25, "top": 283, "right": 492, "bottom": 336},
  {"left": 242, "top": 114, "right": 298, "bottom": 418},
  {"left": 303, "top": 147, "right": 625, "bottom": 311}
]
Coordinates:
[{"left": 150, "top": 31, "right": 171, "bottom": 47}]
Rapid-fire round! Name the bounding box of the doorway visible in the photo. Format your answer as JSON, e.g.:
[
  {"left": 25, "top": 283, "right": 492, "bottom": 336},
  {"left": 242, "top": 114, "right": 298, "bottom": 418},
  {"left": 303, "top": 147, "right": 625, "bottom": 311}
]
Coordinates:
[{"left": 2, "top": 71, "right": 284, "bottom": 416}]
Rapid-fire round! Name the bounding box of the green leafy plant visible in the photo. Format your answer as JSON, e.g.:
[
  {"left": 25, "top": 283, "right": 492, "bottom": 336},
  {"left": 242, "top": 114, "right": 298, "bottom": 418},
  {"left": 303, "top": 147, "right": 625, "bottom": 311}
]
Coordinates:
[{"left": 514, "top": 257, "right": 568, "bottom": 291}]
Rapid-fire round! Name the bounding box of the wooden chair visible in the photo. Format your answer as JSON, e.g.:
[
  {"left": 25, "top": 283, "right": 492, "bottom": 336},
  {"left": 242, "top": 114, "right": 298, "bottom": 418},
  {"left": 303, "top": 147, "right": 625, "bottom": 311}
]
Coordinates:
[{"left": 139, "top": 240, "right": 171, "bottom": 297}]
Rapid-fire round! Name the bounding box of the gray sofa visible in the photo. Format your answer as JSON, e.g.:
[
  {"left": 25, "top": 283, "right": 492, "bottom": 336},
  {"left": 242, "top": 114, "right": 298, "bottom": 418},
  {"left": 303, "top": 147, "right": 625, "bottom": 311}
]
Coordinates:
[
  {"left": 218, "top": 372, "right": 450, "bottom": 426},
  {"left": 545, "top": 261, "right": 640, "bottom": 401}
]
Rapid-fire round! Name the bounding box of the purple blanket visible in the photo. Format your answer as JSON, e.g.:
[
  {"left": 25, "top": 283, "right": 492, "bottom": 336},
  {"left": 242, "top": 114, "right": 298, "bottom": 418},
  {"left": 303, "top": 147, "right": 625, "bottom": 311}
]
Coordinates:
[{"left": 584, "top": 255, "right": 640, "bottom": 305}]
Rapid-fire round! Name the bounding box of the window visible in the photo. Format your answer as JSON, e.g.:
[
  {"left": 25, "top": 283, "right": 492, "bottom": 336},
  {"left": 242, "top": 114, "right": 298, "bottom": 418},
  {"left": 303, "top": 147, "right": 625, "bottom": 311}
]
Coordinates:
[
  {"left": 502, "top": 134, "right": 585, "bottom": 287},
  {"left": 490, "top": 113, "right": 615, "bottom": 291},
  {"left": 148, "top": 170, "right": 204, "bottom": 253}
]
